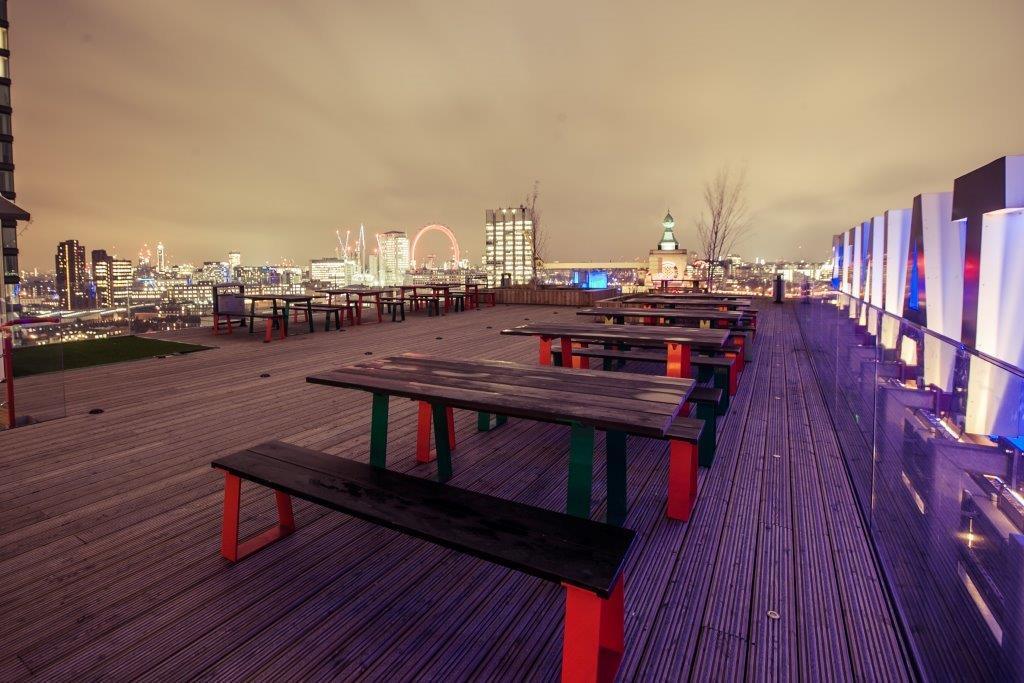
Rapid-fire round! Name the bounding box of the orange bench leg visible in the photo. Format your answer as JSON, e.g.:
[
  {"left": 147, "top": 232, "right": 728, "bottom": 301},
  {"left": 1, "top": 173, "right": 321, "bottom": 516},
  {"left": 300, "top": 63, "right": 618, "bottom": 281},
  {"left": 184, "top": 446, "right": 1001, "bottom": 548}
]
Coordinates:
[
  {"left": 220, "top": 472, "right": 295, "bottom": 562},
  {"left": 666, "top": 343, "right": 692, "bottom": 378},
  {"left": 264, "top": 319, "right": 273, "bottom": 343},
  {"left": 667, "top": 440, "right": 698, "bottom": 521},
  {"left": 562, "top": 575, "right": 624, "bottom": 683},
  {"left": 560, "top": 337, "right": 574, "bottom": 369},
  {"left": 213, "top": 314, "right": 221, "bottom": 335}
]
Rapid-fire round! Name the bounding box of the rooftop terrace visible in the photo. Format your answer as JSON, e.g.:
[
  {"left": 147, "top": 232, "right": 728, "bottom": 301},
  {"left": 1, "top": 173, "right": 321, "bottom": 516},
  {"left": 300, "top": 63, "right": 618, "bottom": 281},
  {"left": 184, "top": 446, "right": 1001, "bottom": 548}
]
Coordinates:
[{"left": 0, "top": 302, "right": 914, "bottom": 680}]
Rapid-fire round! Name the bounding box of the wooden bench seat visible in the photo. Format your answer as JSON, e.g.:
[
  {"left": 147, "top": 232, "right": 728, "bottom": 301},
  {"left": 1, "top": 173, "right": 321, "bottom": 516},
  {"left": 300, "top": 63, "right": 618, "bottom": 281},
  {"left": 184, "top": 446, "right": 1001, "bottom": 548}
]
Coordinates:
[
  {"left": 212, "top": 440, "right": 634, "bottom": 682},
  {"left": 551, "top": 346, "right": 737, "bottom": 401},
  {"left": 377, "top": 297, "right": 407, "bottom": 322}
]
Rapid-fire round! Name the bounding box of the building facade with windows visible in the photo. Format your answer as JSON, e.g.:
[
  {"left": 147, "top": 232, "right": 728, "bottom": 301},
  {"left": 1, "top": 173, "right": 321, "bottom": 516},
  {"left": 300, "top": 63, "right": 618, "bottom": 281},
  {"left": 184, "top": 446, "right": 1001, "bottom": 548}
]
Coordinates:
[
  {"left": 484, "top": 206, "right": 535, "bottom": 287},
  {"left": 376, "top": 230, "right": 410, "bottom": 286},
  {"left": 56, "top": 240, "right": 88, "bottom": 310},
  {"left": 647, "top": 210, "right": 689, "bottom": 284},
  {"left": 0, "top": 0, "right": 29, "bottom": 320}
]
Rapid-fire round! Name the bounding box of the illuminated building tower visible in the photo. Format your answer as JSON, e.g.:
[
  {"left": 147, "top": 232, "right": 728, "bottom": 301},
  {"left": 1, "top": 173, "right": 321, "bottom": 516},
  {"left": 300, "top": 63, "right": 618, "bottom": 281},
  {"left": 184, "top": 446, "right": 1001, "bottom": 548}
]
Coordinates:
[
  {"left": 156, "top": 242, "right": 166, "bottom": 273},
  {"left": 377, "top": 230, "right": 410, "bottom": 285},
  {"left": 227, "top": 251, "right": 241, "bottom": 273},
  {"left": 55, "top": 240, "right": 88, "bottom": 310},
  {"left": 484, "top": 206, "right": 535, "bottom": 287},
  {"left": 110, "top": 258, "right": 134, "bottom": 305},
  {"left": 647, "top": 210, "right": 688, "bottom": 284},
  {"left": 91, "top": 249, "right": 113, "bottom": 306},
  {"left": 0, "top": 0, "right": 30, "bottom": 319}
]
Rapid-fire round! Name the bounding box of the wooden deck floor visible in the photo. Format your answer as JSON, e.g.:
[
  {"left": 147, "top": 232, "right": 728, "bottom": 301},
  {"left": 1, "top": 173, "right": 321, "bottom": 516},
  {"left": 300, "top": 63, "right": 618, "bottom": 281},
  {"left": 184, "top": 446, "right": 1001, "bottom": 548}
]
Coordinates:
[{"left": 0, "top": 302, "right": 913, "bottom": 681}]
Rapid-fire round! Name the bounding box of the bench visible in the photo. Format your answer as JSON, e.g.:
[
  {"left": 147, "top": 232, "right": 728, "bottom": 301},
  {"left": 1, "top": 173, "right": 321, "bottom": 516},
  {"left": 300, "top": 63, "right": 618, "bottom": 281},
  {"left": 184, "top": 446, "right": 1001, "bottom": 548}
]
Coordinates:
[
  {"left": 409, "top": 294, "right": 443, "bottom": 316},
  {"left": 378, "top": 296, "right": 407, "bottom": 322},
  {"left": 551, "top": 346, "right": 736, "bottom": 403},
  {"left": 309, "top": 302, "right": 354, "bottom": 331},
  {"left": 212, "top": 440, "right": 634, "bottom": 682}
]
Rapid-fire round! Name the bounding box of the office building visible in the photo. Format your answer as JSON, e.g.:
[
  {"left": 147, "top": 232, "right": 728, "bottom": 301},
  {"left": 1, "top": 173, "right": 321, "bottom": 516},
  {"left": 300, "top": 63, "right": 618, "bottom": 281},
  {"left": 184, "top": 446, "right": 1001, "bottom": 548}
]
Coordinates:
[
  {"left": 156, "top": 242, "right": 166, "bottom": 273},
  {"left": 310, "top": 258, "right": 353, "bottom": 286},
  {"left": 0, "top": 0, "right": 29, "bottom": 319},
  {"left": 55, "top": 239, "right": 88, "bottom": 310},
  {"left": 377, "top": 230, "right": 410, "bottom": 286},
  {"left": 484, "top": 206, "right": 535, "bottom": 287},
  {"left": 110, "top": 258, "right": 134, "bottom": 305},
  {"left": 228, "top": 251, "right": 241, "bottom": 271},
  {"left": 91, "top": 249, "right": 113, "bottom": 306}
]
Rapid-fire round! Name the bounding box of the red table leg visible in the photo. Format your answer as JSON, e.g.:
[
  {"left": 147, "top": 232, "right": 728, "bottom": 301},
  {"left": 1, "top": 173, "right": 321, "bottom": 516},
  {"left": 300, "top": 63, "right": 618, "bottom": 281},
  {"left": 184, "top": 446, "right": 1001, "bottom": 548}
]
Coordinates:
[
  {"left": 539, "top": 336, "right": 553, "bottom": 365},
  {"left": 416, "top": 401, "right": 433, "bottom": 462},
  {"left": 577, "top": 342, "right": 590, "bottom": 369},
  {"left": 666, "top": 343, "right": 692, "bottom": 378}
]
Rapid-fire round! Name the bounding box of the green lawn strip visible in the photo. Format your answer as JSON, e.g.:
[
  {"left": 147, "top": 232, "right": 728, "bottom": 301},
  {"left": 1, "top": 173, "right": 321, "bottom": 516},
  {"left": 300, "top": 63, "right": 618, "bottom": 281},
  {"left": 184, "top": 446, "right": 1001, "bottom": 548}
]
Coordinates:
[{"left": 12, "top": 336, "right": 211, "bottom": 378}]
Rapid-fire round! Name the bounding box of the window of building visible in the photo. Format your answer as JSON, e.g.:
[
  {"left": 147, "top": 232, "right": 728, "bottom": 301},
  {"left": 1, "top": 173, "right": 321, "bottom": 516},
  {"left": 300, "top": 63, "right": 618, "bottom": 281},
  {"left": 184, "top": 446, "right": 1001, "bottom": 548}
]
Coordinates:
[
  {"left": 0, "top": 84, "right": 9, "bottom": 107},
  {"left": 1, "top": 224, "right": 15, "bottom": 249},
  {"left": 0, "top": 113, "right": 9, "bottom": 135},
  {"left": 3, "top": 253, "right": 17, "bottom": 279},
  {"left": 0, "top": 27, "right": 7, "bottom": 50},
  {"left": 0, "top": 170, "right": 13, "bottom": 193},
  {"left": 0, "top": 141, "right": 11, "bottom": 163},
  {"left": 0, "top": 2, "right": 7, "bottom": 22},
  {"left": 0, "top": 56, "right": 9, "bottom": 79}
]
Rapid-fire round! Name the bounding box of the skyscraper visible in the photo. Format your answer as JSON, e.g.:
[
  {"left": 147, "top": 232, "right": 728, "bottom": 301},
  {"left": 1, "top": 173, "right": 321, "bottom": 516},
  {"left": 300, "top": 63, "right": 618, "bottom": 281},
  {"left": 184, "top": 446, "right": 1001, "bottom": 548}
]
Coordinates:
[
  {"left": 484, "top": 206, "right": 535, "bottom": 287},
  {"left": 227, "top": 251, "right": 241, "bottom": 272},
  {"left": 91, "top": 249, "right": 113, "bottom": 306},
  {"left": 377, "top": 230, "right": 410, "bottom": 286},
  {"left": 110, "top": 258, "right": 134, "bottom": 305},
  {"left": 0, "top": 0, "right": 29, "bottom": 320},
  {"left": 55, "top": 240, "right": 87, "bottom": 310},
  {"left": 156, "top": 241, "right": 166, "bottom": 273}
]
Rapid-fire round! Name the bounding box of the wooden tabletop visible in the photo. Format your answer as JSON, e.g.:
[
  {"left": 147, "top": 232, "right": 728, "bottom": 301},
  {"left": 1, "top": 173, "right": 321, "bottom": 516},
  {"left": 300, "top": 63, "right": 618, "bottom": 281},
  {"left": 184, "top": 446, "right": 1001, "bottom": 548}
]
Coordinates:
[
  {"left": 307, "top": 353, "right": 695, "bottom": 438},
  {"left": 244, "top": 294, "right": 313, "bottom": 302},
  {"left": 648, "top": 292, "right": 751, "bottom": 300},
  {"left": 315, "top": 288, "right": 394, "bottom": 296},
  {"left": 577, "top": 307, "right": 745, "bottom": 322},
  {"left": 501, "top": 321, "right": 730, "bottom": 349}
]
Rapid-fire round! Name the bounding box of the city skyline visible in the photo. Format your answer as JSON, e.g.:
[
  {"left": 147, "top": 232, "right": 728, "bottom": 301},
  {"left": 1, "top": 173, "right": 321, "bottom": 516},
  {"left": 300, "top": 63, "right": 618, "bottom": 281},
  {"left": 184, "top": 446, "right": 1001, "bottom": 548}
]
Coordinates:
[{"left": 9, "top": 2, "right": 1024, "bottom": 271}]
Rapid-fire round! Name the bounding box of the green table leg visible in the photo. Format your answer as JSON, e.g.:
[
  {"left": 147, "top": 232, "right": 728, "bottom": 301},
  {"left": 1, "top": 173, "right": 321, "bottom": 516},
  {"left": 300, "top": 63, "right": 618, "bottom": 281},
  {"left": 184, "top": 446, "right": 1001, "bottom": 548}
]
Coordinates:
[
  {"left": 713, "top": 367, "right": 730, "bottom": 414},
  {"left": 495, "top": 414, "right": 507, "bottom": 426},
  {"left": 606, "top": 430, "right": 627, "bottom": 525},
  {"left": 696, "top": 402, "right": 718, "bottom": 467},
  {"left": 431, "top": 403, "right": 453, "bottom": 482},
  {"left": 370, "top": 393, "right": 389, "bottom": 468},
  {"left": 477, "top": 412, "right": 491, "bottom": 431},
  {"left": 567, "top": 422, "right": 595, "bottom": 518}
]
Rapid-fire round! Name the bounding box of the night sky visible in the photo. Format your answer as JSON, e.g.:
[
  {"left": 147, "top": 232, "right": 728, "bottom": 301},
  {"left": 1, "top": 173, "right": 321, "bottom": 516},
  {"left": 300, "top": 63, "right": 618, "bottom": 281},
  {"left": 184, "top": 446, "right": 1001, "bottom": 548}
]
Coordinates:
[{"left": 10, "top": 0, "right": 1024, "bottom": 270}]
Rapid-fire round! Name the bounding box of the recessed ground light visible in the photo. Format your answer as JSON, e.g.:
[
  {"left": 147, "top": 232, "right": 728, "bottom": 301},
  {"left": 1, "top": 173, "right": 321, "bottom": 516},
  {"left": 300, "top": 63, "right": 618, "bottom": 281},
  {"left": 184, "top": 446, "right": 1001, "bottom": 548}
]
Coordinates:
[
  {"left": 436, "top": 336, "right": 443, "bottom": 340},
  {"left": 772, "top": 453, "right": 780, "bottom": 459},
  {"left": 157, "top": 355, "right": 167, "bottom": 359},
  {"left": 88, "top": 408, "right": 104, "bottom": 415},
  {"left": 486, "top": 326, "right": 493, "bottom": 329},
  {"left": 767, "top": 610, "right": 780, "bottom": 620},
  {"left": 260, "top": 373, "right": 270, "bottom": 378},
  {"left": 524, "top": 318, "right": 530, "bottom": 321}
]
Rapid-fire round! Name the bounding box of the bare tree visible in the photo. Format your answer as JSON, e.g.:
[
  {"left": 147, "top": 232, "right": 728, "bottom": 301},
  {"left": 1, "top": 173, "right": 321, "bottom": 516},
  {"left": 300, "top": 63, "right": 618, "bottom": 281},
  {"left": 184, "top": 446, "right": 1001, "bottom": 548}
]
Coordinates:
[
  {"left": 695, "top": 166, "right": 751, "bottom": 291},
  {"left": 525, "top": 180, "right": 547, "bottom": 271}
]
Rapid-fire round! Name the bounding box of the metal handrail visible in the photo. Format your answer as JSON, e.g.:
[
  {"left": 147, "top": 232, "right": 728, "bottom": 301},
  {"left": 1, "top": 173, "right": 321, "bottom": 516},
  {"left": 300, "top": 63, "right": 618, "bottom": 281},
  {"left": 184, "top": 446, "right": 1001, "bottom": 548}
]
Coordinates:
[{"left": 831, "top": 291, "right": 1024, "bottom": 381}]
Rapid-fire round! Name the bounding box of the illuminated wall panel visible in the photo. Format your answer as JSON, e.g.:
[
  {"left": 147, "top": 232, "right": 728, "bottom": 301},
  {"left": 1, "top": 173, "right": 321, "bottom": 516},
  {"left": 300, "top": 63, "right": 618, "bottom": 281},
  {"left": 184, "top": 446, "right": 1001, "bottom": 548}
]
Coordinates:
[
  {"left": 881, "top": 208, "right": 911, "bottom": 348},
  {"left": 915, "top": 192, "right": 964, "bottom": 392},
  {"left": 965, "top": 208, "right": 1024, "bottom": 435}
]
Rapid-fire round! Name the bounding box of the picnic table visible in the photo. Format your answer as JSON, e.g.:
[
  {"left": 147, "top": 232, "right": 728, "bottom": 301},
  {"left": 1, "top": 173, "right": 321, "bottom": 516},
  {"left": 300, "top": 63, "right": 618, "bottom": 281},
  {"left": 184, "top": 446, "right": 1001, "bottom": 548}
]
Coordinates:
[
  {"left": 624, "top": 295, "right": 752, "bottom": 310},
  {"left": 501, "top": 321, "right": 729, "bottom": 379},
  {"left": 577, "top": 306, "right": 745, "bottom": 328},
  {"left": 243, "top": 294, "right": 314, "bottom": 335},
  {"left": 650, "top": 292, "right": 751, "bottom": 301},
  {"left": 306, "top": 353, "right": 701, "bottom": 523},
  {"left": 315, "top": 287, "right": 394, "bottom": 324}
]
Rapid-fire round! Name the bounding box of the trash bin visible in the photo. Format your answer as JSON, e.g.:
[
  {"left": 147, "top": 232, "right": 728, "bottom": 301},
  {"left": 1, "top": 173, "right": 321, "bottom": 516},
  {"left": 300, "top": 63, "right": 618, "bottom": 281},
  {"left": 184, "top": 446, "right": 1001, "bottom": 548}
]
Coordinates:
[{"left": 773, "top": 274, "right": 784, "bottom": 304}]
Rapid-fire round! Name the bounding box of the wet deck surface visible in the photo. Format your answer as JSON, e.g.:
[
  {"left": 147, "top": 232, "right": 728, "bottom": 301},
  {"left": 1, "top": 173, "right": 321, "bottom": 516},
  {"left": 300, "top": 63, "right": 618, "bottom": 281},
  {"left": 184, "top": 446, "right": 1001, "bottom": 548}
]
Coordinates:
[{"left": 0, "top": 302, "right": 912, "bottom": 681}]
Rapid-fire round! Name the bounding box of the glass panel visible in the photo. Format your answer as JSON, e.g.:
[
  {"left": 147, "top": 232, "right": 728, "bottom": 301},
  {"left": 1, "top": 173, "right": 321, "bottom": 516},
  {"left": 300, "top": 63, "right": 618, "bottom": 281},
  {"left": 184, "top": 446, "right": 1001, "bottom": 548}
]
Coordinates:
[
  {"left": 0, "top": 27, "right": 7, "bottom": 50},
  {"left": 798, "top": 291, "right": 1024, "bottom": 678},
  {"left": 0, "top": 113, "right": 10, "bottom": 135},
  {"left": 0, "top": 56, "right": 9, "bottom": 79},
  {"left": 2, "top": 318, "right": 66, "bottom": 429},
  {"left": 1, "top": 224, "right": 15, "bottom": 249},
  {"left": 0, "top": 169, "right": 13, "bottom": 193},
  {"left": 0, "top": 84, "right": 10, "bottom": 106}
]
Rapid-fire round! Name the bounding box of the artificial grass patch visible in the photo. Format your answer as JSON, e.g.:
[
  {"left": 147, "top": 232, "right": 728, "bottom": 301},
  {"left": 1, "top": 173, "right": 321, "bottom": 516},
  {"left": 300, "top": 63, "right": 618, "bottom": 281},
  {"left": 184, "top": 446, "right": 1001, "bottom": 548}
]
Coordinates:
[{"left": 12, "top": 335, "right": 210, "bottom": 378}]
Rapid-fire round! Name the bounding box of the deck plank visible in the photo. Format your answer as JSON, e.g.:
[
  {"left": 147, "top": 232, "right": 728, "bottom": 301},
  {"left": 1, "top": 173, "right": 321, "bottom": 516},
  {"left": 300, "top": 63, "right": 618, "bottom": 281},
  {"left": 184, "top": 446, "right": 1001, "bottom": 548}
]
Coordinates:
[{"left": 0, "top": 302, "right": 912, "bottom": 680}]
